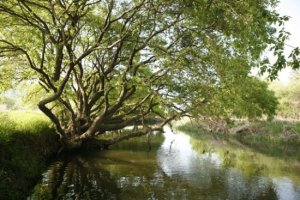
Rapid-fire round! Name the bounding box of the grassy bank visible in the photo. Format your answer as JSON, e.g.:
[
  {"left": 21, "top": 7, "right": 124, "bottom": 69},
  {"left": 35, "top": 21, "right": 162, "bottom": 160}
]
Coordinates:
[
  {"left": 0, "top": 111, "right": 59, "bottom": 200},
  {"left": 177, "top": 122, "right": 300, "bottom": 185},
  {"left": 177, "top": 120, "right": 300, "bottom": 161}
]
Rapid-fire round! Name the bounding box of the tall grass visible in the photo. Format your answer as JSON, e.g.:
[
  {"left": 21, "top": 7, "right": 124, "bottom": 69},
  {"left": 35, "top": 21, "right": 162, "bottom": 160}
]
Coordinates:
[
  {"left": 0, "top": 111, "right": 50, "bottom": 137},
  {"left": 0, "top": 111, "right": 59, "bottom": 200}
]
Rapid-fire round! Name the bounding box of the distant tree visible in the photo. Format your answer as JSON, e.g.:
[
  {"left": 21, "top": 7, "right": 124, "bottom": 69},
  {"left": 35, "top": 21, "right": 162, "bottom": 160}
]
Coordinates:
[
  {"left": 0, "top": 0, "right": 297, "bottom": 149},
  {"left": 0, "top": 95, "right": 16, "bottom": 109},
  {"left": 194, "top": 77, "right": 278, "bottom": 120},
  {"left": 270, "top": 74, "right": 300, "bottom": 119}
]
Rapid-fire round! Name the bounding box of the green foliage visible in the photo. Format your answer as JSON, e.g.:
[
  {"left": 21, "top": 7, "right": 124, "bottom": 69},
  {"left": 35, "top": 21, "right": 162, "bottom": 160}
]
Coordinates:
[
  {"left": 0, "top": 65, "right": 16, "bottom": 92},
  {"left": 0, "top": 112, "right": 59, "bottom": 200},
  {"left": 189, "top": 77, "right": 278, "bottom": 120},
  {"left": 231, "top": 78, "right": 278, "bottom": 119},
  {"left": 0, "top": 0, "right": 297, "bottom": 143},
  {"left": 270, "top": 75, "right": 300, "bottom": 119},
  {"left": 0, "top": 1, "right": 298, "bottom": 197},
  {"left": 20, "top": 83, "right": 47, "bottom": 109}
]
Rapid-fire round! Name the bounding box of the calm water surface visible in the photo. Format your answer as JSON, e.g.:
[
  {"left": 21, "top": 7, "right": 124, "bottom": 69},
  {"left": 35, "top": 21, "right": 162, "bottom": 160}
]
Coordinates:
[{"left": 29, "top": 127, "right": 300, "bottom": 200}]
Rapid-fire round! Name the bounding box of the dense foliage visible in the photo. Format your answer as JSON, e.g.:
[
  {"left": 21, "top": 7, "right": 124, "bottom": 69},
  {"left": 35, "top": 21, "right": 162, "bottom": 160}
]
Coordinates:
[{"left": 0, "top": 0, "right": 298, "bottom": 147}]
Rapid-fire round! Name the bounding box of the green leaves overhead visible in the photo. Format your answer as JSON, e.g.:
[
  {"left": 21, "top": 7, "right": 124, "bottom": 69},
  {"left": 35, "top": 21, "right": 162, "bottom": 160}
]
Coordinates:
[{"left": 0, "top": 0, "right": 298, "bottom": 139}]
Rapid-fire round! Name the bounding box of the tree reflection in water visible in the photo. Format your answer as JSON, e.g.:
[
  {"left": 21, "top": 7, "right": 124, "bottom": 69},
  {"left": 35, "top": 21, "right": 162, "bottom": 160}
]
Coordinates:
[
  {"left": 30, "top": 156, "right": 121, "bottom": 200},
  {"left": 29, "top": 128, "right": 300, "bottom": 200}
]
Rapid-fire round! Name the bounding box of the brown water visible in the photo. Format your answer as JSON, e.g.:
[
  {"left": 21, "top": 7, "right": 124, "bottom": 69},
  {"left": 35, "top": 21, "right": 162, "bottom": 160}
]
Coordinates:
[{"left": 28, "top": 127, "right": 300, "bottom": 200}]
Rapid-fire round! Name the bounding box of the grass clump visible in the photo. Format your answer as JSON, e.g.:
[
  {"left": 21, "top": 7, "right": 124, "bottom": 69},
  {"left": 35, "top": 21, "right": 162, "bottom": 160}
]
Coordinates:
[{"left": 0, "top": 111, "right": 59, "bottom": 200}]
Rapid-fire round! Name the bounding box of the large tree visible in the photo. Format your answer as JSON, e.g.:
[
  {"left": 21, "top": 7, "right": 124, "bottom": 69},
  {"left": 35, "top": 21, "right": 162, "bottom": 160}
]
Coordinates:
[{"left": 0, "top": 0, "right": 297, "bottom": 149}]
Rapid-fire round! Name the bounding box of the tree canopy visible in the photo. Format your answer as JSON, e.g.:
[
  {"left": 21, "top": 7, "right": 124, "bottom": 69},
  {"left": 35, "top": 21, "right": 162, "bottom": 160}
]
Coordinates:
[{"left": 0, "top": 0, "right": 298, "bottom": 147}]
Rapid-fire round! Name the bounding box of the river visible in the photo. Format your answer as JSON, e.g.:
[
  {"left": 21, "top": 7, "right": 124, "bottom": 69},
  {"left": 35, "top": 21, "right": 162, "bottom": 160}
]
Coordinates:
[{"left": 28, "top": 126, "right": 300, "bottom": 200}]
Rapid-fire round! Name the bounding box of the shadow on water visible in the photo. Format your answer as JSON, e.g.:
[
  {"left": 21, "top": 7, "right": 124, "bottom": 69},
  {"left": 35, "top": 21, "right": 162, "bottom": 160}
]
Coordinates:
[{"left": 28, "top": 128, "right": 300, "bottom": 200}]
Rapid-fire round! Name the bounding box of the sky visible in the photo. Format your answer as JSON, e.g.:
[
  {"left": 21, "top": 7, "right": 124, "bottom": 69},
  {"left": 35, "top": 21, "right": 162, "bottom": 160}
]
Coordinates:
[{"left": 277, "top": 0, "right": 300, "bottom": 84}]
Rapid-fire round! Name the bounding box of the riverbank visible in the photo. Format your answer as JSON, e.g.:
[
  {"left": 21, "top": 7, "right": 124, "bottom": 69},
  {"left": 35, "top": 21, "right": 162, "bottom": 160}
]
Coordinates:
[
  {"left": 176, "top": 119, "right": 300, "bottom": 161},
  {"left": 0, "top": 111, "right": 59, "bottom": 200}
]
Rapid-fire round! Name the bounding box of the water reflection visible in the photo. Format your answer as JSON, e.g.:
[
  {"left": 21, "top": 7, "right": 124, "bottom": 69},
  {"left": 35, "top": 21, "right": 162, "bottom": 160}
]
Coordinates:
[
  {"left": 29, "top": 156, "right": 121, "bottom": 200},
  {"left": 29, "top": 127, "right": 300, "bottom": 200}
]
